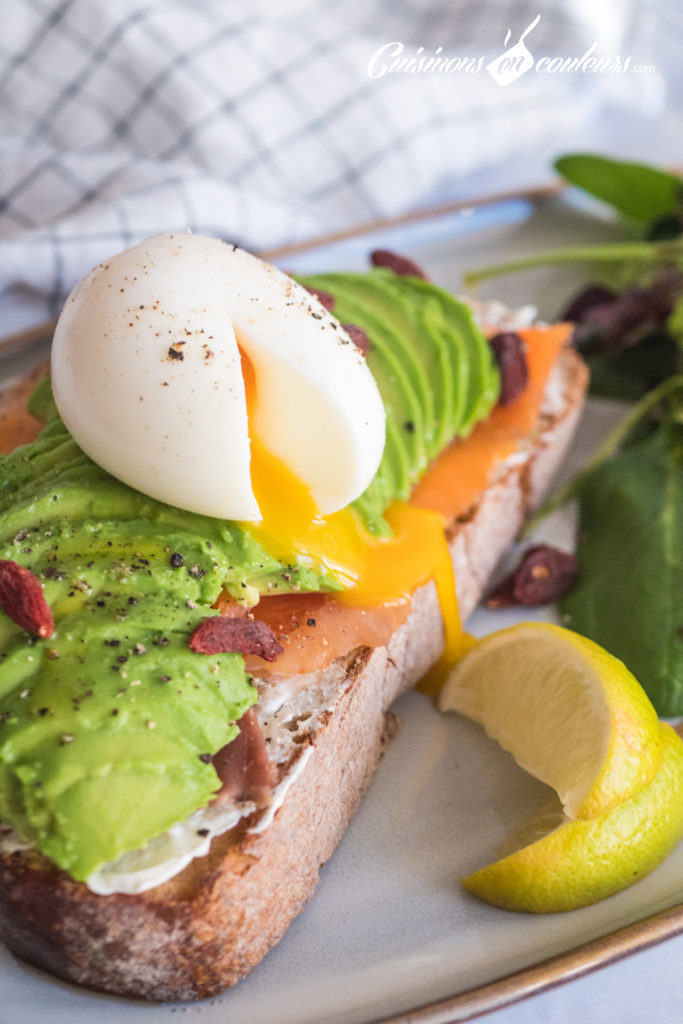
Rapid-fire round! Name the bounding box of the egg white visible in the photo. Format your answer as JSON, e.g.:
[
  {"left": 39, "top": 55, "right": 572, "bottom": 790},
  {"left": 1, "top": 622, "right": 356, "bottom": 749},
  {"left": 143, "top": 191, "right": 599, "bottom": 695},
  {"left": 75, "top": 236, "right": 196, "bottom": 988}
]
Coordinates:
[{"left": 51, "top": 234, "right": 386, "bottom": 521}]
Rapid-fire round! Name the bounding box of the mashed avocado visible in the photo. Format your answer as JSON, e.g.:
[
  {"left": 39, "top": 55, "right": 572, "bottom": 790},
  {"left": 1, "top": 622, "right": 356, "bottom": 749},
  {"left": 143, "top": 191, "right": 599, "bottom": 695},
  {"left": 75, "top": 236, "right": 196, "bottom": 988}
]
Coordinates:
[{"left": 0, "top": 272, "right": 499, "bottom": 881}]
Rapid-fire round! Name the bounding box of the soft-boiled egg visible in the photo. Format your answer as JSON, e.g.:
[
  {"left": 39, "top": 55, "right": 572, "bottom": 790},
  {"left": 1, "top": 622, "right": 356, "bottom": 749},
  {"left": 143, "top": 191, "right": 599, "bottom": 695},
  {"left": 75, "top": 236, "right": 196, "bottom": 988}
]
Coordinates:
[
  {"left": 52, "top": 233, "right": 464, "bottom": 674},
  {"left": 51, "top": 234, "right": 386, "bottom": 521}
]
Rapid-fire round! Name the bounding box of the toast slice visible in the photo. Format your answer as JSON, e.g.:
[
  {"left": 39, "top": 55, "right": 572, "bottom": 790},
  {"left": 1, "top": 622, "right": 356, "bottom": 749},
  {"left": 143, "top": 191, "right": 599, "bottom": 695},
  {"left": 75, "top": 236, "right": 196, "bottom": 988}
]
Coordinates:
[{"left": 0, "top": 340, "right": 587, "bottom": 1001}]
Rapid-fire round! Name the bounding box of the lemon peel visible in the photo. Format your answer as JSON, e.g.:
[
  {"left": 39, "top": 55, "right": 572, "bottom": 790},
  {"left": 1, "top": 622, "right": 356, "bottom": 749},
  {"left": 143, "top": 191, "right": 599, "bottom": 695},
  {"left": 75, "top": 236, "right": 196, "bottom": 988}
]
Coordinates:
[
  {"left": 462, "top": 723, "right": 683, "bottom": 913},
  {"left": 439, "top": 622, "right": 661, "bottom": 819}
]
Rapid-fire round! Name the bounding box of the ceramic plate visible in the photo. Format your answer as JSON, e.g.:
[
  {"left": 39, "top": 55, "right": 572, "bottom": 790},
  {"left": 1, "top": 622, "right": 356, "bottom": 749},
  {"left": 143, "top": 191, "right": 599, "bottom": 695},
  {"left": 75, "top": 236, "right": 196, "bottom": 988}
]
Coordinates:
[{"left": 1, "top": 188, "right": 681, "bottom": 1024}]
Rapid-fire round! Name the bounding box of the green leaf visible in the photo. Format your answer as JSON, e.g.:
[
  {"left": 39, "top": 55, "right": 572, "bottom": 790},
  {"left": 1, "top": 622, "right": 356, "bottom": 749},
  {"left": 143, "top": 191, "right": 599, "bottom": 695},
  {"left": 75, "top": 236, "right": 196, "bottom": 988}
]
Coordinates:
[
  {"left": 555, "top": 153, "right": 683, "bottom": 224},
  {"left": 586, "top": 330, "right": 680, "bottom": 401},
  {"left": 560, "top": 424, "right": 683, "bottom": 716}
]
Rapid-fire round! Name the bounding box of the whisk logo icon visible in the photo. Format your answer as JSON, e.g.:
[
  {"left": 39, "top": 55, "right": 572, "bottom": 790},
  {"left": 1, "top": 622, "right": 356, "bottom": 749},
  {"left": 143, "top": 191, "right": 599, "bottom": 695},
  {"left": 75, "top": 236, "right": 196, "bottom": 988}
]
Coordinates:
[{"left": 487, "top": 14, "right": 541, "bottom": 86}]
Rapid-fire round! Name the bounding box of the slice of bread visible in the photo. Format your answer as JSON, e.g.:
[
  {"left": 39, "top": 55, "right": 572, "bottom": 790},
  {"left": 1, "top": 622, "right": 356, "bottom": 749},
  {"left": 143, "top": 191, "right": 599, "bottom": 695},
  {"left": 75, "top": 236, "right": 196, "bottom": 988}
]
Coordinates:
[{"left": 0, "top": 344, "right": 588, "bottom": 1001}]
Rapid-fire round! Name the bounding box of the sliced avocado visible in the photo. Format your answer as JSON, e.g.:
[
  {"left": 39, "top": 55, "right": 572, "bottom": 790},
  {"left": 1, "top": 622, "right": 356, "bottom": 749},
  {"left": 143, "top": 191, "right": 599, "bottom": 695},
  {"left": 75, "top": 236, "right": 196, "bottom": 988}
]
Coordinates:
[
  {"left": 351, "top": 413, "right": 410, "bottom": 534},
  {"left": 0, "top": 415, "right": 346, "bottom": 877},
  {"left": 0, "top": 601, "right": 254, "bottom": 880},
  {"left": 27, "top": 375, "right": 58, "bottom": 422},
  {"left": 0, "top": 267, "right": 501, "bottom": 880},
  {"left": 364, "top": 271, "right": 465, "bottom": 454},
  {"left": 304, "top": 274, "right": 431, "bottom": 480},
  {"left": 317, "top": 272, "right": 437, "bottom": 449},
  {"left": 383, "top": 274, "right": 500, "bottom": 438},
  {"left": 298, "top": 271, "right": 500, "bottom": 532}
]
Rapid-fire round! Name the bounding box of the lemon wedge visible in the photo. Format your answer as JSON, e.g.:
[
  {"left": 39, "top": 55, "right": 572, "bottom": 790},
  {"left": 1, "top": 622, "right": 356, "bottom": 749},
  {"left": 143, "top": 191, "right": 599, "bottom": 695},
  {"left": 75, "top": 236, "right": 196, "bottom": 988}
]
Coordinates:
[
  {"left": 439, "top": 622, "right": 661, "bottom": 820},
  {"left": 462, "top": 722, "right": 683, "bottom": 913}
]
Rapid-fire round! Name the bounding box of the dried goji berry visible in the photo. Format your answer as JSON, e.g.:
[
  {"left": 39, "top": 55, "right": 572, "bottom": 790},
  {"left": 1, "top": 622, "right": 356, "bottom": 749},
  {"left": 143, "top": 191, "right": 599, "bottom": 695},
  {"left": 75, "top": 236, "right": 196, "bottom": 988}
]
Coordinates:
[
  {"left": 486, "top": 545, "right": 577, "bottom": 608},
  {"left": 342, "top": 323, "right": 370, "bottom": 356},
  {"left": 190, "top": 616, "right": 283, "bottom": 661},
  {"left": 302, "top": 284, "right": 335, "bottom": 312},
  {"left": 370, "top": 249, "right": 428, "bottom": 280},
  {"left": 489, "top": 331, "right": 528, "bottom": 406},
  {"left": 0, "top": 559, "right": 54, "bottom": 637}
]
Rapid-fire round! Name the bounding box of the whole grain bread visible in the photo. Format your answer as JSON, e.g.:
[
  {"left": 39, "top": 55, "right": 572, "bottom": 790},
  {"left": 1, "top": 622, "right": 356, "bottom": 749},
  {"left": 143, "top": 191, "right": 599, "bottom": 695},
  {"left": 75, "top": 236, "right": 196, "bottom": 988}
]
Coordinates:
[{"left": 0, "top": 346, "right": 588, "bottom": 1001}]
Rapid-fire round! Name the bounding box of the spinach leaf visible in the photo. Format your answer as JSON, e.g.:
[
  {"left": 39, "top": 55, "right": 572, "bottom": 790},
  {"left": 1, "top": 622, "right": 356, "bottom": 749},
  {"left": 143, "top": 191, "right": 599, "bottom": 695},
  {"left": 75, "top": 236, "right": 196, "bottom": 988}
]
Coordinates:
[
  {"left": 560, "top": 423, "right": 683, "bottom": 716},
  {"left": 585, "top": 329, "right": 680, "bottom": 401},
  {"left": 555, "top": 154, "right": 683, "bottom": 224}
]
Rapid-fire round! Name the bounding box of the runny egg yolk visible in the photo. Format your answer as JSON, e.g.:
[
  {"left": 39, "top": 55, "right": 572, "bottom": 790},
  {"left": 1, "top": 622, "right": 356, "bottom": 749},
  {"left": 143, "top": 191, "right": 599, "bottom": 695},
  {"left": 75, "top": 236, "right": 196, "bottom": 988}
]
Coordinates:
[{"left": 239, "top": 349, "right": 466, "bottom": 681}]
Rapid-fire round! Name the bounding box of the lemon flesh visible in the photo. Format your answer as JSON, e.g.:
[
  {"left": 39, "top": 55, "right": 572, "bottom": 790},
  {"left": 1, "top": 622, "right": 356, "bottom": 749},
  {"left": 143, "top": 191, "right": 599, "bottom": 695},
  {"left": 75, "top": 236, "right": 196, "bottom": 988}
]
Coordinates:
[
  {"left": 439, "top": 623, "right": 661, "bottom": 819},
  {"left": 463, "top": 723, "right": 683, "bottom": 913}
]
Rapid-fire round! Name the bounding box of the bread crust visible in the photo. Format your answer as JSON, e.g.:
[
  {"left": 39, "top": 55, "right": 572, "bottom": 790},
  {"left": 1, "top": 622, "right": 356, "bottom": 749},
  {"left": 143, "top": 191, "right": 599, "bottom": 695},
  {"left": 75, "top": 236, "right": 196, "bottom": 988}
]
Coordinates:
[{"left": 0, "top": 348, "right": 588, "bottom": 1001}]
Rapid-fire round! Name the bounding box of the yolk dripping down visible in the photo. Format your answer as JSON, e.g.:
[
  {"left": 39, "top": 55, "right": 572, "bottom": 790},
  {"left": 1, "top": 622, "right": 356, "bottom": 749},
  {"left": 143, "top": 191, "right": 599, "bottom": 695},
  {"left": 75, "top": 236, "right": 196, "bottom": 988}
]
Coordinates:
[{"left": 238, "top": 348, "right": 465, "bottom": 675}]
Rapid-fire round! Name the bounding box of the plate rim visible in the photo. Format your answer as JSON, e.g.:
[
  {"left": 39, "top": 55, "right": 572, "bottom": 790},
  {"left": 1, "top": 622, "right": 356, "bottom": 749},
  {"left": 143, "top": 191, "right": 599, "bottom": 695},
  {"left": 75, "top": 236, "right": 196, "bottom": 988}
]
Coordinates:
[
  {"left": 369, "top": 900, "right": 683, "bottom": 1024},
  {"left": 0, "top": 179, "right": 563, "bottom": 353},
  {"left": 260, "top": 180, "right": 562, "bottom": 261}
]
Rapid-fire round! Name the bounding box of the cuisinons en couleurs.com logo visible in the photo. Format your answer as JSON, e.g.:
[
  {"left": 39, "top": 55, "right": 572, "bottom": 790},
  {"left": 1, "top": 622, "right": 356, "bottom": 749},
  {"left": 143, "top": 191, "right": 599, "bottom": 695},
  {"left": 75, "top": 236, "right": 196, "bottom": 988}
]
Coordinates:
[{"left": 367, "top": 16, "right": 650, "bottom": 83}]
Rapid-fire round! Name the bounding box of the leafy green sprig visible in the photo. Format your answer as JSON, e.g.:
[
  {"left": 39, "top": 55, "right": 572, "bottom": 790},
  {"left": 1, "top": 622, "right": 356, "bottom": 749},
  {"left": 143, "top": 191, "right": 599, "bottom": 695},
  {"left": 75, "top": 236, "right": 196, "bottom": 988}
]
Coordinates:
[
  {"left": 464, "top": 239, "right": 683, "bottom": 290},
  {"left": 468, "top": 153, "right": 683, "bottom": 714}
]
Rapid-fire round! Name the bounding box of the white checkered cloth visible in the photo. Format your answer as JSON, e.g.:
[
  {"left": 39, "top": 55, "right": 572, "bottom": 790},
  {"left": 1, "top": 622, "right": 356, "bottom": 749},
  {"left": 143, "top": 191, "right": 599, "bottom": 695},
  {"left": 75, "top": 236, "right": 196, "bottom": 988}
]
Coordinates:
[{"left": 0, "top": 0, "right": 638, "bottom": 333}]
